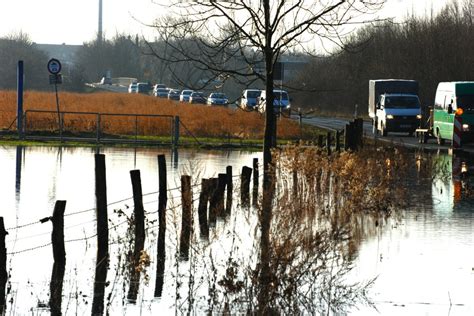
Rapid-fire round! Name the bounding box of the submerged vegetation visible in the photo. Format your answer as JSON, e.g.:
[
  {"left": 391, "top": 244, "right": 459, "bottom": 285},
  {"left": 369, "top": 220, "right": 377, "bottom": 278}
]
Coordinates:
[{"left": 6, "top": 144, "right": 412, "bottom": 315}]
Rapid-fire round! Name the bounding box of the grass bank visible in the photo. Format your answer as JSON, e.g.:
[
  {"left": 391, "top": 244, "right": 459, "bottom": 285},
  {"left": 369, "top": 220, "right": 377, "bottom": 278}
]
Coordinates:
[{"left": 0, "top": 91, "right": 321, "bottom": 147}]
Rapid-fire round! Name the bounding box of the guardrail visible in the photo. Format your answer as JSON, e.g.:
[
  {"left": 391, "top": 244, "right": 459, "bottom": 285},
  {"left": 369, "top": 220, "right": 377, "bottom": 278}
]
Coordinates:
[{"left": 23, "top": 110, "right": 179, "bottom": 146}]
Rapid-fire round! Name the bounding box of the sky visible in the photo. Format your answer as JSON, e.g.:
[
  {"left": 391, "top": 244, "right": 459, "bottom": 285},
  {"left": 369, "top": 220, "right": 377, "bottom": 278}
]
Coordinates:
[{"left": 0, "top": 0, "right": 451, "bottom": 45}]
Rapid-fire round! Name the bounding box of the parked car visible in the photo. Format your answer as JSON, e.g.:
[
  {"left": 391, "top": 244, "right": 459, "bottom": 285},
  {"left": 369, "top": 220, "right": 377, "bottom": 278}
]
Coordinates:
[
  {"left": 207, "top": 92, "right": 229, "bottom": 106},
  {"left": 189, "top": 92, "right": 206, "bottom": 104},
  {"left": 180, "top": 90, "right": 194, "bottom": 102},
  {"left": 154, "top": 88, "right": 170, "bottom": 98},
  {"left": 153, "top": 84, "right": 167, "bottom": 94},
  {"left": 128, "top": 82, "right": 138, "bottom": 93},
  {"left": 240, "top": 89, "right": 262, "bottom": 110},
  {"left": 257, "top": 89, "right": 291, "bottom": 113},
  {"left": 168, "top": 89, "right": 181, "bottom": 101},
  {"left": 136, "top": 82, "right": 152, "bottom": 95}
]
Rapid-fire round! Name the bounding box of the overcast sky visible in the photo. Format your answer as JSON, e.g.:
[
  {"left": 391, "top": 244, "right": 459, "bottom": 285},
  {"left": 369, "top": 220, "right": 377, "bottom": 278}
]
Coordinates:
[{"left": 0, "top": 0, "right": 450, "bottom": 45}]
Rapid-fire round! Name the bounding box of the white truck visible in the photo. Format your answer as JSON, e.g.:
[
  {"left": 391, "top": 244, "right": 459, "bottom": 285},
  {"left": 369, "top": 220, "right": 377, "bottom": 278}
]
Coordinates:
[{"left": 369, "top": 79, "right": 422, "bottom": 136}]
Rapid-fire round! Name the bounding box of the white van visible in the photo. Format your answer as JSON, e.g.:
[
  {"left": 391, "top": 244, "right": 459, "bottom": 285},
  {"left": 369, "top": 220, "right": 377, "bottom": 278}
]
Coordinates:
[
  {"left": 240, "top": 89, "right": 262, "bottom": 110},
  {"left": 257, "top": 89, "right": 291, "bottom": 113}
]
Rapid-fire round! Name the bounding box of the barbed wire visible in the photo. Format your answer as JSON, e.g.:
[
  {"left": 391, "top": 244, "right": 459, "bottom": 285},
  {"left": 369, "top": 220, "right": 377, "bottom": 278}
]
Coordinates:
[{"left": 4, "top": 169, "right": 257, "bottom": 256}]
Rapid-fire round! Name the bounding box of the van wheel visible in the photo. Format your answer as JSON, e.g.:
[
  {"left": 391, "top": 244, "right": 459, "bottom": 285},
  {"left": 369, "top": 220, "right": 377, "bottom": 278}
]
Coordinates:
[
  {"left": 381, "top": 123, "right": 388, "bottom": 137},
  {"left": 436, "top": 130, "right": 445, "bottom": 145}
]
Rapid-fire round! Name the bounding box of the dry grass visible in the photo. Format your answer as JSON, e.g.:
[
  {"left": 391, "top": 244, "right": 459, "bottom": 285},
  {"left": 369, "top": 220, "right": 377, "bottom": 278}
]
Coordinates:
[{"left": 0, "top": 91, "right": 303, "bottom": 139}]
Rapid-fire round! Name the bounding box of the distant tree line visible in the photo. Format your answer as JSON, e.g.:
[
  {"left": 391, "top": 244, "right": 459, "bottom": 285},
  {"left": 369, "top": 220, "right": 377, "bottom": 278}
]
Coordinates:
[{"left": 291, "top": 0, "right": 474, "bottom": 115}]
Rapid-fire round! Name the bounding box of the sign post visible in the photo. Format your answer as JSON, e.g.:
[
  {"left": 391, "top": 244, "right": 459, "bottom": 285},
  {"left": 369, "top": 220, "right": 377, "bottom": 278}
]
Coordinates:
[
  {"left": 47, "top": 58, "right": 63, "bottom": 141},
  {"left": 17, "top": 60, "right": 24, "bottom": 139}
]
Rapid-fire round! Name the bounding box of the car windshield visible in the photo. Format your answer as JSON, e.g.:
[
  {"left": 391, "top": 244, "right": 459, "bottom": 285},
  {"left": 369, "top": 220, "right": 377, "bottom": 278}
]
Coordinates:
[
  {"left": 457, "top": 95, "right": 474, "bottom": 112},
  {"left": 193, "top": 93, "right": 204, "bottom": 97},
  {"left": 385, "top": 96, "right": 420, "bottom": 109},
  {"left": 183, "top": 91, "right": 193, "bottom": 95},
  {"left": 247, "top": 91, "right": 261, "bottom": 98},
  {"left": 211, "top": 93, "right": 226, "bottom": 98},
  {"left": 273, "top": 91, "right": 288, "bottom": 100}
]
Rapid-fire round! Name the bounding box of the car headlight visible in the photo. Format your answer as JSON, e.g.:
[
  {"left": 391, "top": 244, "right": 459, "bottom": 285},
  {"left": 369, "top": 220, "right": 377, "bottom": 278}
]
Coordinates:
[
  {"left": 416, "top": 114, "right": 422, "bottom": 119},
  {"left": 462, "top": 124, "right": 470, "bottom": 132},
  {"left": 386, "top": 115, "right": 394, "bottom": 119}
]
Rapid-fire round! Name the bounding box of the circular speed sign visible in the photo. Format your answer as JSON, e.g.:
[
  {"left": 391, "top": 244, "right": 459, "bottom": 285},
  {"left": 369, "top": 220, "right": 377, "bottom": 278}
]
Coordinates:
[{"left": 47, "top": 58, "right": 62, "bottom": 74}]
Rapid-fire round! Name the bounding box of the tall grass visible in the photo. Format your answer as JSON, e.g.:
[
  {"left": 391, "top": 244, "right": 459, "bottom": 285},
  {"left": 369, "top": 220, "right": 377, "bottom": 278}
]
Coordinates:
[{"left": 0, "top": 91, "right": 303, "bottom": 139}]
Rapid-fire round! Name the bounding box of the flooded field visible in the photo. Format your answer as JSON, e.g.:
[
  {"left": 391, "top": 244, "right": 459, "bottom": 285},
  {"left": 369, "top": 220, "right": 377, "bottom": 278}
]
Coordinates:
[{"left": 0, "top": 145, "right": 473, "bottom": 315}]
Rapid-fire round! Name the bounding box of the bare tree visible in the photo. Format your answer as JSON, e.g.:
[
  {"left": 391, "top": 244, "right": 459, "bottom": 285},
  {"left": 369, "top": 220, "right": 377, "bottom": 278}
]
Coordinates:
[{"left": 146, "top": 0, "right": 385, "bottom": 311}]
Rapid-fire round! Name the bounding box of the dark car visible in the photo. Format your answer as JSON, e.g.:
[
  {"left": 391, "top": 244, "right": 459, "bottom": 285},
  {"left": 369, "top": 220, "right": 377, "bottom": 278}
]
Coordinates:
[
  {"left": 189, "top": 92, "right": 206, "bottom": 104},
  {"left": 136, "top": 82, "right": 152, "bottom": 95},
  {"left": 168, "top": 89, "right": 181, "bottom": 101},
  {"left": 154, "top": 88, "right": 170, "bottom": 98}
]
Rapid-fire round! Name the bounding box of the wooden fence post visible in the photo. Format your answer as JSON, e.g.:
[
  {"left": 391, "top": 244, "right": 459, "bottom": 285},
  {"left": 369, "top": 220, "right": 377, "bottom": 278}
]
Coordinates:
[
  {"left": 49, "top": 200, "right": 67, "bottom": 316},
  {"left": 344, "top": 122, "right": 352, "bottom": 151},
  {"left": 197, "top": 179, "right": 210, "bottom": 239},
  {"left": 225, "top": 166, "right": 233, "bottom": 215},
  {"left": 154, "top": 155, "right": 167, "bottom": 298},
  {"left": 179, "top": 175, "right": 192, "bottom": 260},
  {"left": 92, "top": 154, "right": 109, "bottom": 316},
  {"left": 216, "top": 173, "right": 227, "bottom": 217},
  {"left": 356, "top": 118, "right": 364, "bottom": 149},
  {"left": 326, "top": 131, "right": 332, "bottom": 156},
  {"left": 252, "top": 158, "right": 259, "bottom": 205},
  {"left": 127, "top": 170, "right": 146, "bottom": 302},
  {"left": 241, "top": 166, "right": 252, "bottom": 206},
  {"left": 0, "top": 217, "right": 8, "bottom": 315},
  {"left": 318, "top": 135, "right": 324, "bottom": 148},
  {"left": 208, "top": 178, "right": 219, "bottom": 226}
]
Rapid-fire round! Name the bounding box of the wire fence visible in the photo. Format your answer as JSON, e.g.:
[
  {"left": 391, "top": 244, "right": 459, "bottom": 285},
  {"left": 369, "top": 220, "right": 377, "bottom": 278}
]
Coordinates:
[{"left": 3, "top": 173, "right": 248, "bottom": 256}]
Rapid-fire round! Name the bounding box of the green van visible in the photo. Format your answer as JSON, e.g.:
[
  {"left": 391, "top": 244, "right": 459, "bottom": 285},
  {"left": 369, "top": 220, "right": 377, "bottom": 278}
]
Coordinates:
[{"left": 433, "top": 82, "right": 474, "bottom": 145}]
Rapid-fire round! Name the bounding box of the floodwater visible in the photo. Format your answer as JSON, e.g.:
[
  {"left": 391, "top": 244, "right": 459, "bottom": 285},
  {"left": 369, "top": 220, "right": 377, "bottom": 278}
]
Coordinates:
[{"left": 0, "top": 146, "right": 473, "bottom": 315}]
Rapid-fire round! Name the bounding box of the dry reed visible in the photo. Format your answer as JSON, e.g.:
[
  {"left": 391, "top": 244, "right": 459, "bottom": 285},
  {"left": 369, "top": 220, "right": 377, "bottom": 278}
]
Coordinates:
[{"left": 0, "top": 91, "right": 302, "bottom": 139}]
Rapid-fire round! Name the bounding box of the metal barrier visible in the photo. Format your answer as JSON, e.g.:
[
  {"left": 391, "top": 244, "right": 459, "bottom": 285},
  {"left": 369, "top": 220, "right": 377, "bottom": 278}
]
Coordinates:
[{"left": 23, "top": 110, "right": 179, "bottom": 146}]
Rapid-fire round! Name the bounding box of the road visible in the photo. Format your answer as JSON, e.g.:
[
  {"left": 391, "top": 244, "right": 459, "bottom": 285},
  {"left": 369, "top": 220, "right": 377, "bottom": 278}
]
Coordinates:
[{"left": 299, "top": 115, "right": 474, "bottom": 154}]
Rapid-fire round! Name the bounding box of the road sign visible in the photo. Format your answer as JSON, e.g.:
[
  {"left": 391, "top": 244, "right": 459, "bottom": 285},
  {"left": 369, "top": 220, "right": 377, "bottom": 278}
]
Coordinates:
[{"left": 47, "top": 58, "right": 62, "bottom": 75}]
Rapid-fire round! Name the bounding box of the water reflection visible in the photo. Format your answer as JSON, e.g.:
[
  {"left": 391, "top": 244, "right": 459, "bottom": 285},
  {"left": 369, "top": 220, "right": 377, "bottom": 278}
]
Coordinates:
[
  {"left": 352, "top": 150, "right": 474, "bottom": 316},
  {"left": 15, "top": 146, "right": 22, "bottom": 196},
  {"left": 432, "top": 151, "right": 474, "bottom": 213}
]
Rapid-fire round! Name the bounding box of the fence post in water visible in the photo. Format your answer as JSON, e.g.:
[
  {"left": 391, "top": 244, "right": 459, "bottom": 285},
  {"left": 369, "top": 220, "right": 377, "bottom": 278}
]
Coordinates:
[
  {"left": 0, "top": 217, "right": 8, "bottom": 314},
  {"left": 216, "top": 173, "right": 227, "bottom": 217},
  {"left": 49, "top": 200, "right": 67, "bottom": 316},
  {"left": 241, "top": 166, "right": 252, "bottom": 206},
  {"left": 318, "top": 134, "right": 324, "bottom": 148},
  {"left": 335, "top": 130, "right": 341, "bottom": 152},
  {"left": 197, "top": 179, "right": 210, "bottom": 239},
  {"left": 208, "top": 178, "right": 219, "bottom": 226},
  {"left": 252, "top": 158, "right": 259, "bottom": 205},
  {"left": 127, "top": 170, "right": 145, "bottom": 302},
  {"left": 356, "top": 118, "right": 364, "bottom": 149},
  {"left": 179, "top": 175, "right": 192, "bottom": 260},
  {"left": 344, "top": 122, "right": 352, "bottom": 151},
  {"left": 173, "top": 116, "right": 180, "bottom": 147},
  {"left": 225, "top": 166, "right": 233, "bottom": 215},
  {"left": 326, "top": 131, "right": 332, "bottom": 156},
  {"left": 154, "top": 155, "right": 168, "bottom": 298},
  {"left": 92, "top": 154, "right": 109, "bottom": 316}
]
